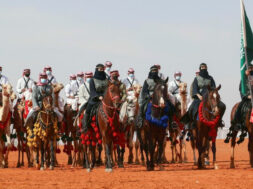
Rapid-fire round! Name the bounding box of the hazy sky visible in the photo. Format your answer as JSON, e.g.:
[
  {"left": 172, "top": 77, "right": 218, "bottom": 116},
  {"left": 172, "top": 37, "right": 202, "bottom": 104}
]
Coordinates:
[{"left": 1, "top": 0, "right": 253, "bottom": 127}]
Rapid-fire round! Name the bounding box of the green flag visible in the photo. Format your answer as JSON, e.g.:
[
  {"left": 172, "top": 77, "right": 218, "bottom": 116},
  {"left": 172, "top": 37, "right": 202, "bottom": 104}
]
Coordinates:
[{"left": 240, "top": 0, "right": 253, "bottom": 96}]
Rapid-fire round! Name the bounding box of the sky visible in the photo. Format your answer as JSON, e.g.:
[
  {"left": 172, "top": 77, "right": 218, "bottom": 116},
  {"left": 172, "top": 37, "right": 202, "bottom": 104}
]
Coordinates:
[{"left": 0, "top": 0, "right": 253, "bottom": 129}]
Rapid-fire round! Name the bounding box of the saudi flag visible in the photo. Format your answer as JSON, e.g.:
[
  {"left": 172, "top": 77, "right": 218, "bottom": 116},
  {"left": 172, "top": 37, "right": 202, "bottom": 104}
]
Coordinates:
[{"left": 240, "top": 0, "right": 253, "bottom": 96}]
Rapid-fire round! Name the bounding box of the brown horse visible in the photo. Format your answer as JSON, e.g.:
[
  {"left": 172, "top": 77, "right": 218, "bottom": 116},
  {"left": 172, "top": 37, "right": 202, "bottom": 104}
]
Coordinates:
[
  {"left": 139, "top": 78, "right": 169, "bottom": 171},
  {"left": 196, "top": 85, "right": 221, "bottom": 169},
  {"left": 27, "top": 96, "right": 58, "bottom": 170},
  {"left": 228, "top": 101, "right": 253, "bottom": 168},
  {"left": 96, "top": 81, "right": 122, "bottom": 172}
]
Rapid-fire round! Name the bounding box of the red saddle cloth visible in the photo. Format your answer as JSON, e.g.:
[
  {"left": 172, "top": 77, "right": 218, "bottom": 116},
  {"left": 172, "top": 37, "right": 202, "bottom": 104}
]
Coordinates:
[{"left": 23, "top": 100, "right": 30, "bottom": 119}]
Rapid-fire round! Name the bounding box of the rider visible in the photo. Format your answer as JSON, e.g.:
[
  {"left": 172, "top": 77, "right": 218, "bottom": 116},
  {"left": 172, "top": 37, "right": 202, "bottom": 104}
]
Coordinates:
[
  {"left": 122, "top": 68, "right": 139, "bottom": 90},
  {"left": 137, "top": 65, "right": 174, "bottom": 128},
  {"left": 225, "top": 65, "right": 253, "bottom": 143},
  {"left": 65, "top": 74, "right": 79, "bottom": 114},
  {"left": 76, "top": 72, "right": 84, "bottom": 88},
  {"left": 0, "top": 66, "right": 9, "bottom": 92},
  {"left": 25, "top": 73, "right": 63, "bottom": 137},
  {"left": 110, "top": 70, "right": 127, "bottom": 102},
  {"left": 81, "top": 64, "right": 109, "bottom": 133},
  {"left": 155, "top": 64, "right": 165, "bottom": 80},
  {"left": 16, "top": 69, "right": 35, "bottom": 100},
  {"left": 168, "top": 71, "right": 183, "bottom": 104},
  {"left": 78, "top": 72, "right": 93, "bottom": 108},
  {"left": 181, "top": 63, "right": 226, "bottom": 128},
  {"left": 44, "top": 66, "right": 57, "bottom": 85},
  {"left": 104, "top": 61, "right": 112, "bottom": 80}
]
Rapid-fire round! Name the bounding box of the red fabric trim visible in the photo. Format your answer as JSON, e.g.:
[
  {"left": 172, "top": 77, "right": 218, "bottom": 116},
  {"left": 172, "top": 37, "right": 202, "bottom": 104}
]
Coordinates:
[
  {"left": 0, "top": 112, "right": 11, "bottom": 130},
  {"left": 198, "top": 101, "right": 220, "bottom": 142}
]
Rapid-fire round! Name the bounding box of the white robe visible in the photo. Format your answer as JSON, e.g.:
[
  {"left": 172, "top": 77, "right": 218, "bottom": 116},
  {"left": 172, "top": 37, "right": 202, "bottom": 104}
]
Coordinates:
[
  {"left": 122, "top": 77, "right": 139, "bottom": 90},
  {"left": 65, "top": 81, "right": 79, "bottom": 111},
  {"left": 78, "top": 81, "right": 90, "bottom": 106}
]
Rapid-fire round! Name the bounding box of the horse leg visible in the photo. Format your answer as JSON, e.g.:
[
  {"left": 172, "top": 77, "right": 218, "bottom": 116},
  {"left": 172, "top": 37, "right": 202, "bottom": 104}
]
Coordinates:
[
  {"left": 157, "top": 136, "right": 165, "bottom": 171},
  {"left": 50, "top": 138, "right": 54, "bottom": 170},
  {"left": 248, "top": 134, "right": 253, "bottom": 168},
  {"left": 17, "top": 137, "right": 21, "bottom": 168},
  {"left": 105, "top": 143, "right": 113, "bottom": 172},
  {"left": 197, "top": 134, "right": 205, "bottom": 169},
  {"left": 212, "top": 141, "right": 218, "bottom": 169},
  {"left": 0, "top": 140, "right": 4, "bottom": 168},
  {"left": 230, "top": 131, "right": 237, "bottom": 168},
  {"left": 128, "top": 131, "right": 134, "bottom": 164},
  {"left": 170, "top": 132, "right": 176, "bottom": 163},
  {"left": 83, "top": 144, "right": 91, "bottom": 172},
  {"left": 96, "top": 144, "right": 103, "bottom": 166},
  {"left": 4, "top": 127, "right": 11, "bottom": 168},
  {"left": 134, "top": 139, "right": 140, "bottom": 164},
  {"left": 148, "top": 137, "right": 155, "bottom": 171},
  {"left": 191, "top": 129, "right": 197, "bottom": 165},
  {"left": 21, "top": 139, "right": 25, "bottom": 166},
  {"left": 72, "top": 139, "right": 77, "bottom": 167},
  {"left": 204, "top": 141, "right": 210, "bottom": 166},
  {"left": 40, "top": 141, "right": 45, "bottom": 170}
]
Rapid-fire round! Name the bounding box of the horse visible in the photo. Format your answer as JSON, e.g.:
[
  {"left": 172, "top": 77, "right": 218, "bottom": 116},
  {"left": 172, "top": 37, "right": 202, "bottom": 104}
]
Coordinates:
[
  {"left": 27, "top": 95, "right": 58, "bottom": 170},
  {"left": 86, "top": 81, "right": 122, "bottom": 172},
  {"left": 228, "top": 100, "right": 253, "bottom": 168},
  {"left": 63, "top": 98, "right": 79, "bottom": 166},
  {"left": 139, "top": 78, "right": 169, "bottom": 171},
  {"left": 13, "top": 90, "right": 33, "bottom": 167},
  {"left": 168, "top": 82, "right": 188, "bottom": 163},
  {"left": 119, "top": 90, "right": 139, "bottom": 164},
  {"left": 196, "top": 85, "right": 221, "bottom": 169},
  {"left": 0, "top": 84, "right": 15, "bottom": 168}
]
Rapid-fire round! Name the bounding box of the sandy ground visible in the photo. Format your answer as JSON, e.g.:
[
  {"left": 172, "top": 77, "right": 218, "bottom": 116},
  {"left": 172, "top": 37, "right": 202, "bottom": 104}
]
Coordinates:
[{"left": 0, "top": 139, "right": 253, "bottom": 189}]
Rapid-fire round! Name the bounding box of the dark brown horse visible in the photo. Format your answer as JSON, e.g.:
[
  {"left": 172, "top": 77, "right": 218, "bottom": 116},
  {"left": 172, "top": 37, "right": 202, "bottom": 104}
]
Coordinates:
[
  {"left": 229, "top": 101, "right": 253, "bottom": 168},
  {"left": 196, "top": 85, "right": 221, "bottom": 169},
  {"left": 139, "top": 78, "right": 169, "bottom": 171}
]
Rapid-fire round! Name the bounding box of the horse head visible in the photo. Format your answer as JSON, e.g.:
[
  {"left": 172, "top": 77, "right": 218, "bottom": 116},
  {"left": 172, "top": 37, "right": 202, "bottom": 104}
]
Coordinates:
[
  {"left": 52, "top": 83, "right": 64, "bottom": 94},
  {"left": 2, "top": 84, "right": 13, "bottom": 98},
  {"left": 152, "top": 77, "right": 168, "bottom": 109},
  {"left": 204, "top": 84, "right": 221, "bottom": 116},
  {"left": 42, "top": 95, "right": 53, "bottom": 112},
  {"left": 179, "top": 82, "right": 187, "bottom": 95},
  {"left": 125, "top": 91, "right": 138, "bottom": 123},
  {"left": 132, "top": 84, "right": 142, "bottom": 98},
  {"left": 106, "top": 81, "right": 121, "bottom": 108}
]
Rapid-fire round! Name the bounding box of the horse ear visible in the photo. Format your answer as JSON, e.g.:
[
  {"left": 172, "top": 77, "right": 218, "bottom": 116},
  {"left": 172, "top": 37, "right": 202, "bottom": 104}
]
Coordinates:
[
  {"left": 216, "top": 84, "right": 221, "bottom": 91},
  {"left": 165, "top": 77, "right": 168, "bottom": 84}
]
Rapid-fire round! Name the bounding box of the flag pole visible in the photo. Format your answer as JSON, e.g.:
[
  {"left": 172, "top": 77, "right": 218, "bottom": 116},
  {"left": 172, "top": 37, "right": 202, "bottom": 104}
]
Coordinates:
[{"left": 241, "top": 0, "right": 253, "bottom": 107}]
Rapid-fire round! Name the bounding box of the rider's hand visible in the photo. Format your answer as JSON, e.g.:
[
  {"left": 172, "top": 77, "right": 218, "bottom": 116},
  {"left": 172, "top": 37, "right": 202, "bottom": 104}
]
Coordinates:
[
  {"left": 70, "top": 96, "right": 75, "bottom": 99},
  {"left": 34, "top": 106, "right": 40, "bottom": 111},
  {"left": 29, "top": 88, "right": 32, "bottom": 92},
  {"left": 99, "top": 96, "right": 103, "bottom": 100},
  {"left": 21, "top": 88, "right": 26, "bottom": 93},
  {"left": 248, "top": 95, "right": 251, "bottom": 99},
  {"left": 197, "top": 94, "right": 203, "bottom": 100}
]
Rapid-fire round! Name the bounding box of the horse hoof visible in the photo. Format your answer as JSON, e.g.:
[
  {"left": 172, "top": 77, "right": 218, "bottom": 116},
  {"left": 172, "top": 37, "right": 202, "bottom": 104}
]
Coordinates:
[
  {"left": 17, "top": 163, "right": 21, "bottom": 168},
  {"left": 50, "top": 166, "right": 54, "bottom": 170},
  {"left": 194, "top": 162, "right": 197, "bottom": 166},
  {"left": 36, "top": 164, "right": 40, "bottom": 170},
  {"left": 40, "top": 167, "right": 44, "bottom": 171},
  {"left": 105, "top": 168, "right": 112, "bottom": 173},
  {"left": 86, "top": 168, "right": 91, "bottom": 173},
  {"left": 214, "top": 164, "right": 219, "bottom": 170},
  {"left": 205, "top": 161, "right": 210, "bottom": 166},
  {"left": 230, "top": 163, "right": 235, "bottom": 169}
]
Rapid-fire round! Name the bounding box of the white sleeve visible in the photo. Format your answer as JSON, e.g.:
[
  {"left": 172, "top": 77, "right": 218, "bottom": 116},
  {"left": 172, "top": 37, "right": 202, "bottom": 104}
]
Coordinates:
[
  {"left": 16, "top": 78, "right": 22, "bottom": 94},
  {"left": 65, "top": 84, "right": 71, "bottom": 97}
]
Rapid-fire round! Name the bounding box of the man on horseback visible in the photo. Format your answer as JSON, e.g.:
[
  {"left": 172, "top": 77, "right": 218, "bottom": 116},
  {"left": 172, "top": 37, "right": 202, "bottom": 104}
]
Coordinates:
[
  {"left": 168, "top": 71, "right": 183, "bottom": 104},
  {"left": 65, "top": 74, "right": 79, "bottom": 115},
  {"left": 25, "top": 73, "right": 63, "bottom": 137},
  {"left": 155, "top": 64, "right": 165, "bottom": 80},
  {"left": 137, "top": 65, "right": 174, "bottom": 128},
  {"left": 122, "top": 68, "right": 139, "bottom": 90},
  {"left": 44, "top": 66, "right": 57, "bottom": 85},
  {"left": 76, "top": 72, "right": 84, "bottom": 88},
  {"left": 0, "top": 66, "right": 9, "bottom": 92},
  {"left": 16, "top": 69, "right": 35, "bottom": 100},
  {"left": 225, "top": 65, "right": 253, "bottom": 143},
  {"left": 81, "top": 64, "right": 109, "bottom": 134},
  {"left": 110, "top": 70, "right": 127, "bottom": 102},
  {"left": 182, "top": 63, "right": 225, "bottom": 128},
  {"left": 78, "top": 72, "right": 93, "bottom": 108},
  {"left": 104, "top": 61, "right": 112, "bottom": 80}
]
